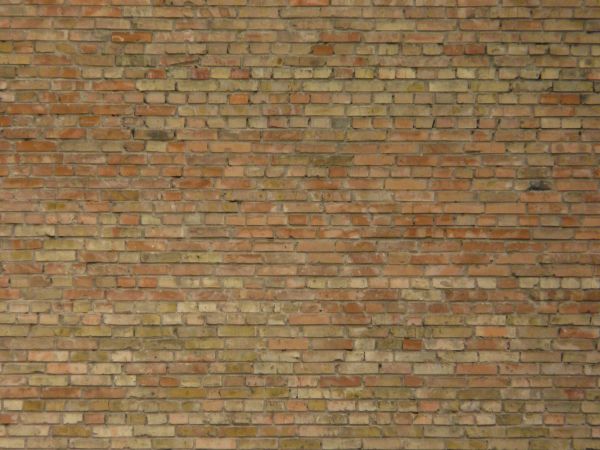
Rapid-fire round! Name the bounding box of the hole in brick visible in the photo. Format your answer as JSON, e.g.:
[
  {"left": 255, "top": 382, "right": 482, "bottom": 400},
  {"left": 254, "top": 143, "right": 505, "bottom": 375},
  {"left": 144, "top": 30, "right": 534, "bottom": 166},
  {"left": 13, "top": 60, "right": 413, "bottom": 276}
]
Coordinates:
[{"left": 527, "top": 180, "right": 551, "bottom": 191}]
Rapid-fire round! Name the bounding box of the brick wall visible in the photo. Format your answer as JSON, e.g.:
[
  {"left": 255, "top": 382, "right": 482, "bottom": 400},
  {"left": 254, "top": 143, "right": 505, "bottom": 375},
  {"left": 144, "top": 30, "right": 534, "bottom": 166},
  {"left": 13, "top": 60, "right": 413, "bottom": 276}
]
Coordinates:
[{"left": 1, "top": 1, "right": 600, "bottom": 449}]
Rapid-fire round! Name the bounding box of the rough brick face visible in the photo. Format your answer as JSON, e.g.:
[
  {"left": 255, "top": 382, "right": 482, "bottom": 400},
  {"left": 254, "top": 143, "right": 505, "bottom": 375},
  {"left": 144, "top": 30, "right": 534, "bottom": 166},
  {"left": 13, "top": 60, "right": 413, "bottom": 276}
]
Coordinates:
[{"left": 1, "top": 1, "right": 600, "bottom": 449}]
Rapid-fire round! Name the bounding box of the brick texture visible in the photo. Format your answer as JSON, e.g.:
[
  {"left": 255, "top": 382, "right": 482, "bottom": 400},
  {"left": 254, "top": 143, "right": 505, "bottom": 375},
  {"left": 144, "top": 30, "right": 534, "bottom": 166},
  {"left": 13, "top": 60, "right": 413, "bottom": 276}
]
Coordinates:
[{"left": 1, "top": 1, "right": 600, "bottom": 449}]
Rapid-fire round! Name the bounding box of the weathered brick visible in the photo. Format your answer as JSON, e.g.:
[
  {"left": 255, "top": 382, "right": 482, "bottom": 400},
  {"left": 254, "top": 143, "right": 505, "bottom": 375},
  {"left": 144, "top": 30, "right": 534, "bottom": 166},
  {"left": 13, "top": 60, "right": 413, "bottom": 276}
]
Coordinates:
[
  {"left": 0, "top": 3, "right": 598, "bottom": 450},
  {"left": 136, "top": 79, "right": 175, "bottom": 91}
]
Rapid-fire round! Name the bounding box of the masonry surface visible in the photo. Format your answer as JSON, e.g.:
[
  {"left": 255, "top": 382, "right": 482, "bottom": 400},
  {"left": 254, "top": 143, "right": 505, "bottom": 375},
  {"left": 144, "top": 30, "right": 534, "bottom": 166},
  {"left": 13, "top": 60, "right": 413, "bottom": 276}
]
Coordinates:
[{"left": 1, "top": 1, "right": 600, "bottom": 449}]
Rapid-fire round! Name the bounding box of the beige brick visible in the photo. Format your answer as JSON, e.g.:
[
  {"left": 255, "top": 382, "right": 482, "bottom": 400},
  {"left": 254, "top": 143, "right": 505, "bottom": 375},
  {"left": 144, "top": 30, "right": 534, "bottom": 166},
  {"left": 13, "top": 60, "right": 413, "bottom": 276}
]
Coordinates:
[{"left": 136, "top": 80, "right": 175, "bottom": 91}]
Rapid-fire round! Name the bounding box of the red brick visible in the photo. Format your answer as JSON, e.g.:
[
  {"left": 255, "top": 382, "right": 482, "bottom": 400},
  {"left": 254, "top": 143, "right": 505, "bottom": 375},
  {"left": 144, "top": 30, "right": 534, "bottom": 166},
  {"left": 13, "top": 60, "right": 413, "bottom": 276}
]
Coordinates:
[{"left": 0, "top": 3, "right": 598, "bottom": 449}]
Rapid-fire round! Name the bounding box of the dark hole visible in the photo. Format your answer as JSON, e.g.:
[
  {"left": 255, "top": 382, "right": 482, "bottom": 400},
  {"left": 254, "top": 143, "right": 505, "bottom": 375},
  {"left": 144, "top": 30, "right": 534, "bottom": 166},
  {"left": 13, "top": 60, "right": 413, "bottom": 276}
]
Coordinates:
[{"left": 527, "top": 180, "right": 551, "bottom": 191}]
